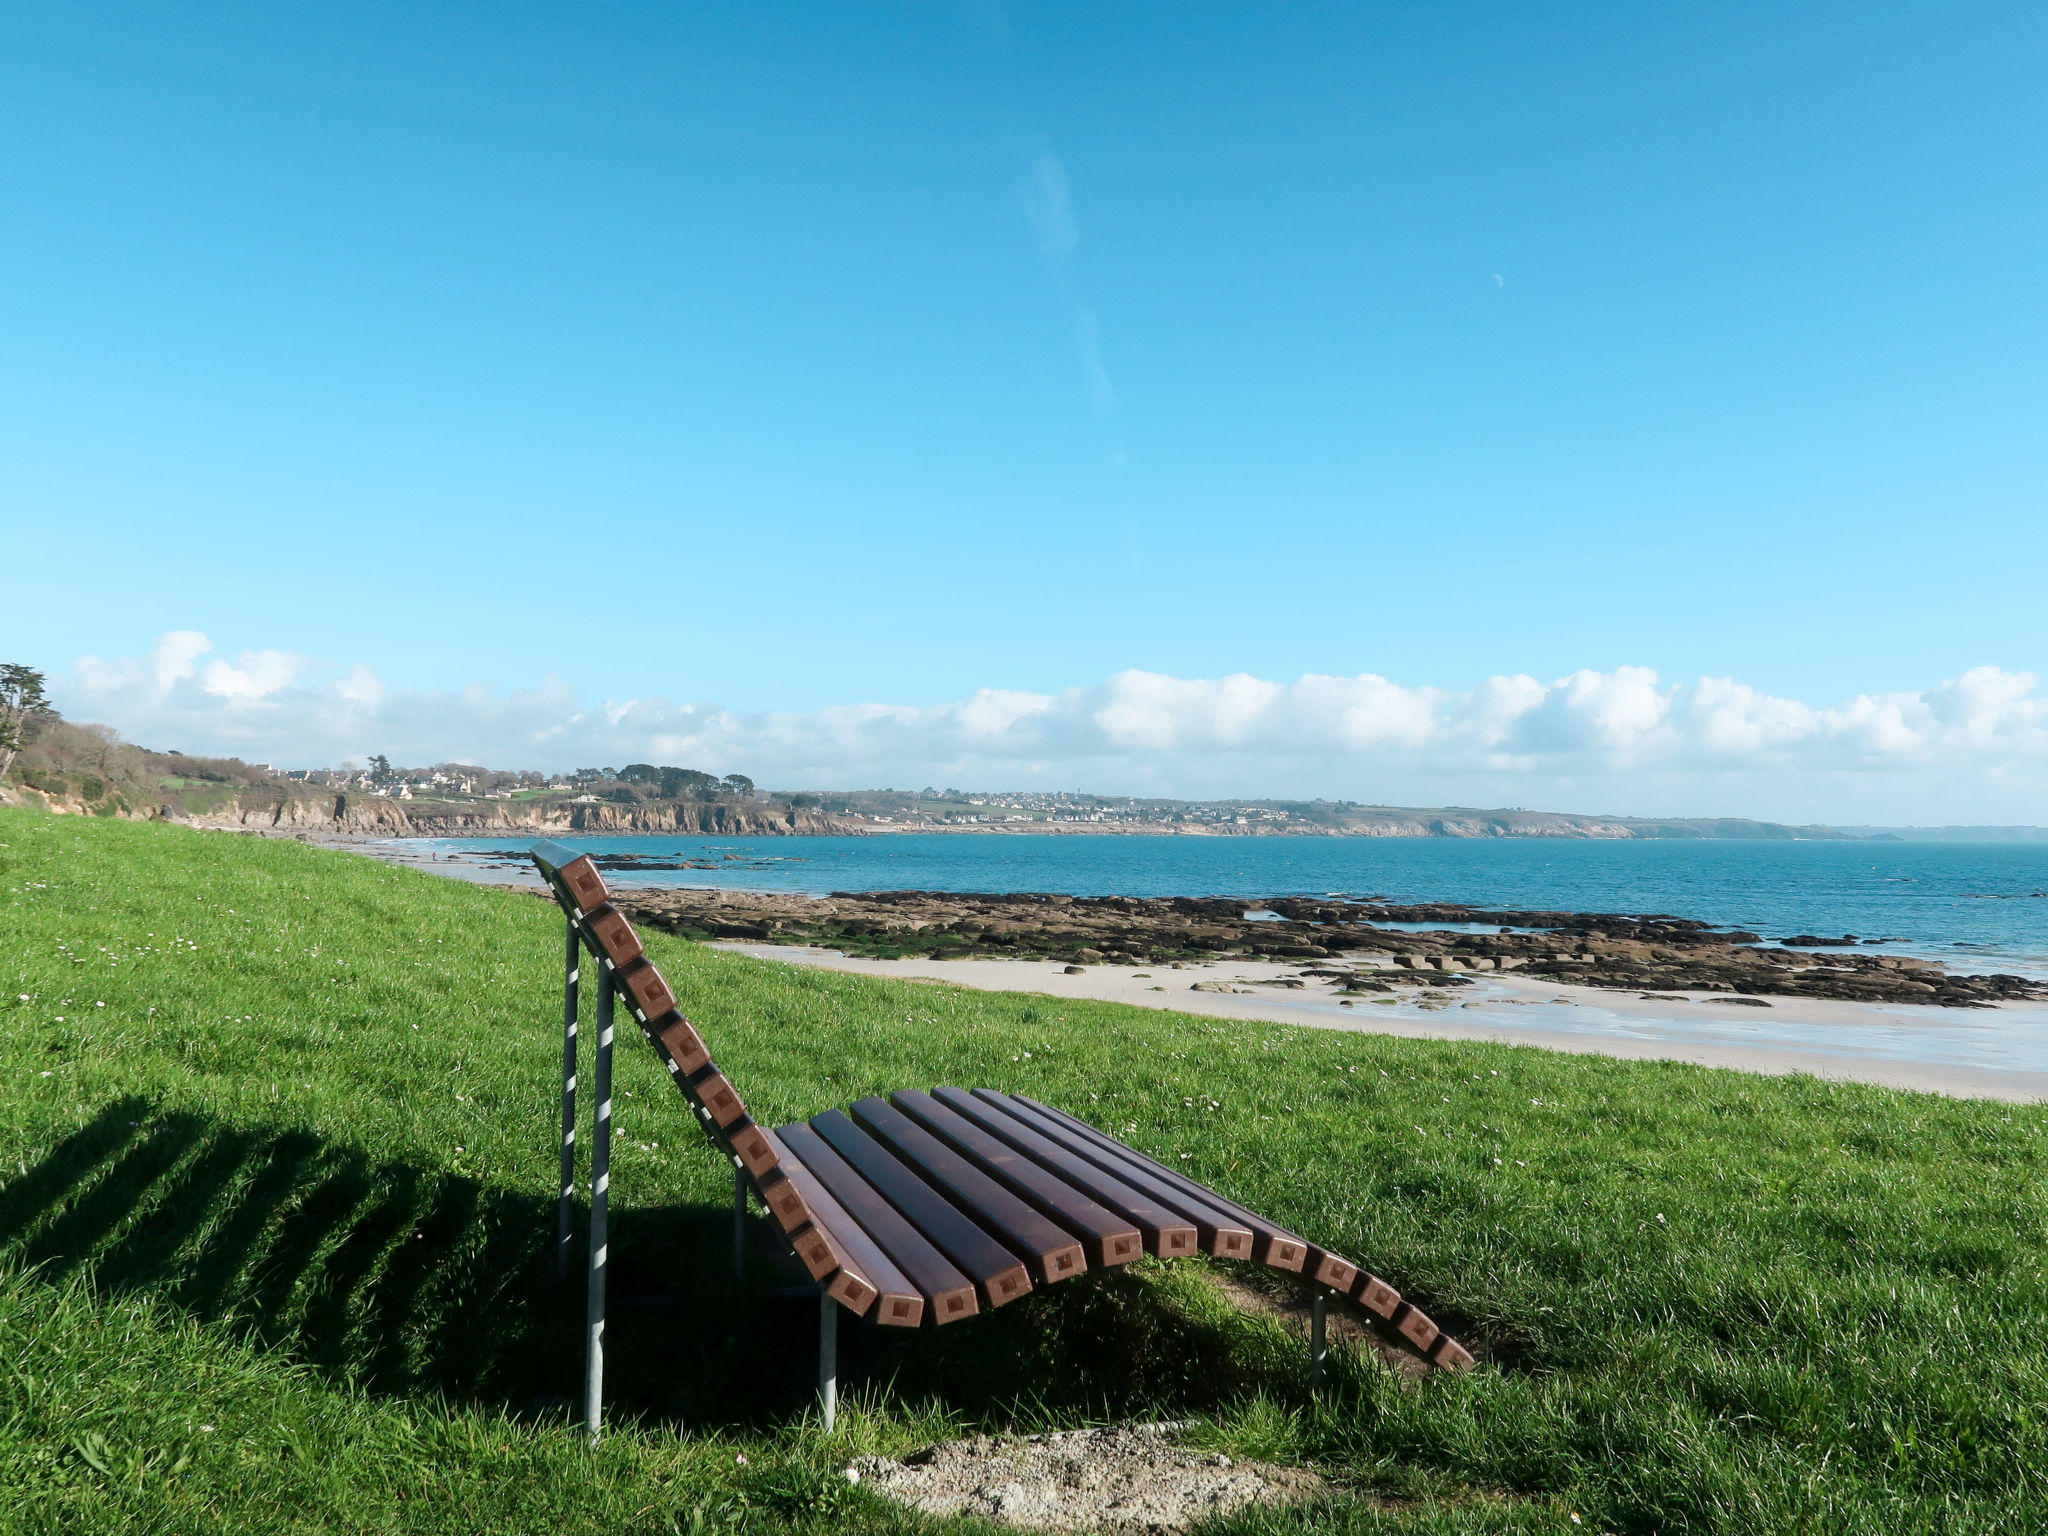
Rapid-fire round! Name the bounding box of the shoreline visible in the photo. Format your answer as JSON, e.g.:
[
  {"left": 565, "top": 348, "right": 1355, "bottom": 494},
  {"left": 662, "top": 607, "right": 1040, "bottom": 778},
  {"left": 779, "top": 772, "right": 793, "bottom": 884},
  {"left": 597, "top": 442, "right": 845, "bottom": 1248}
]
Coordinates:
[
  {"left": 293, "top": 830, "right": 2048, "bottom": 1098},
  {"left": 711, "top": 943, "right": 2048, "bottom": 1102}
]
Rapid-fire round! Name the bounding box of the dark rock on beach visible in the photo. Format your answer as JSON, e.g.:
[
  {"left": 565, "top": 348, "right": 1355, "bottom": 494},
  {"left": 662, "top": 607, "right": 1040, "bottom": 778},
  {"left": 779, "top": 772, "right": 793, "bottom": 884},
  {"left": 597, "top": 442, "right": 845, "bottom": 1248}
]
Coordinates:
[{"left": 605, "top": 887, "right": 2048, "bottom": 1009}]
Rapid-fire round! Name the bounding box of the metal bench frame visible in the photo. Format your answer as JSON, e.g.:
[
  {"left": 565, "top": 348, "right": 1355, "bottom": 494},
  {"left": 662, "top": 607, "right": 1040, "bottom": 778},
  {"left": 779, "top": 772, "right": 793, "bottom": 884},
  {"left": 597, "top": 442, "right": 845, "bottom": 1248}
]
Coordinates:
[{"left": 532, "top": 841, "right": 1469, "bottom": 1444}]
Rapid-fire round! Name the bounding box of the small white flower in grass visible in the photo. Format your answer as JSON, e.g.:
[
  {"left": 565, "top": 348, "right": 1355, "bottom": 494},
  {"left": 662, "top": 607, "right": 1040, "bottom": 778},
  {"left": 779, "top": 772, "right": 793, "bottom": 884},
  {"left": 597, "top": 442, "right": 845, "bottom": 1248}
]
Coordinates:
[
  {"left": 1179, "top": 1152, "right": 1191, "bottom": 1160},
  {"left": 1656, "top": 1213, "right": 1665, "bottom": 1223},
  {"left": 199, "top": 1425, "right": 215, "bottom": 1434},
  {"left": 735, "top": 1453, "right": 747, "bottom": 1466},
  {"left": 845, "top": 1467, "right": 860, "bottom": 1483}
]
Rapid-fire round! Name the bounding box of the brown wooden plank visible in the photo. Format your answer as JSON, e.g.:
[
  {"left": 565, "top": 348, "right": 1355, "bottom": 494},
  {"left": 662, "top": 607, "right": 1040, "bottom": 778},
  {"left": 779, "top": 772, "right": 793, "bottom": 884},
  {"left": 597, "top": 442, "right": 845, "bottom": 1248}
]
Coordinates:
[
  {"left": 1013, "top": 1096, "right": 1394, "bottom": 1302},
  {"left": 692, "top": 1070, "right": 747, "bottom": 1129},
  {"left": 583, "top": 904, "right": 644, "bottom": 967},
  {"left": 618, "top": 960, "right": 678, "bottom": 1021},
  {"left": 653, "top": 1014, "right": 710, "bottom": 1076},
  {"left": 929, "top": 1087, "right": 1194, "bottom": 1260},
  {"left": 754, "top": 1166, "right": 813, "bottom": 1235},
  {"left": 1431, "top": 1334, "right": 1476, "bottom": 1372},
  {"left": 776, "top": 1121, "right": 979, "bottom": 1325},
  {"left": 972, "top": 1091, "right": 1259, "bottom": 1263},
  {"left": 1355, "top": 1273, "right": 1403, "bottom": 1320},
  {"left": 850, "top": 1096, "right": 1087, "bottom": 1286},
  {"left": 1393, "top": 1302, "right": 1440, "bottom": 1353},
  {"left": 809, "top": 1110, "right": 1032, "bottom": 1309},
  {"left": 556, "top": 853, "right": 609, "bottom": 912},
  {"left": 762, "top": 1129, "right": 922, "bottom": 1328},
  {"left": 774, "top": 1191, "right": 874, "bottom": 1311},
  {"left": 725, "top": 1119, "right": 780, "bottom": 1181},
  {"left": 897, "top": 1090, "right": 1147, "bottom": 1266},
  {"left": 1010, "top": 1094, "right": 1313, "bottom": 1273}
]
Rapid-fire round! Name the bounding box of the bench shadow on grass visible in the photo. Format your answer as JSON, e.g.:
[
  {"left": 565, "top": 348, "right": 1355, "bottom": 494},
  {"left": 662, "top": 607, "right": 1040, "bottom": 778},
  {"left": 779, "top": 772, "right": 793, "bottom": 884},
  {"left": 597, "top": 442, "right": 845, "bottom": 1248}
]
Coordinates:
[{"left": 2, "top": 1097, "right": 1291, "bottom": 1432}]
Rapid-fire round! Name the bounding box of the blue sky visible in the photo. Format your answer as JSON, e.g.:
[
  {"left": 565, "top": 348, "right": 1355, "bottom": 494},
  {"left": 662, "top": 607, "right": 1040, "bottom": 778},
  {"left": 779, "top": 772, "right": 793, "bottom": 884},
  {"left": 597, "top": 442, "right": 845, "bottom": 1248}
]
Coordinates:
[{"left": 4, "top": 4, "right": 2046, "bottom": 818}]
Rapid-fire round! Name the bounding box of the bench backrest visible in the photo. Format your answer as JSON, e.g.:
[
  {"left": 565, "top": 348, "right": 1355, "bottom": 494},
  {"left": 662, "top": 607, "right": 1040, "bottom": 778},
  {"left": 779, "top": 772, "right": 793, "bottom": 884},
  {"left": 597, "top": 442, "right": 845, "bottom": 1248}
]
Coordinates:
[{"left": 529, "top": 839, "right": 804, "bottom": 1220}]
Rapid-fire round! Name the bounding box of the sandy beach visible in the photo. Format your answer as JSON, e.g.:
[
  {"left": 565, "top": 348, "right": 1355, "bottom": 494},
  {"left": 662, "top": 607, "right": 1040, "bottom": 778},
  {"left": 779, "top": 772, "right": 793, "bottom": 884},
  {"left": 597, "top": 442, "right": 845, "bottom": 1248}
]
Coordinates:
[
  {"left": 315, "top": 834, "right": 2048, "bottom": 1100},
  {"left": 712, "top": 942, "right": 2048, "bottom": 1102}
]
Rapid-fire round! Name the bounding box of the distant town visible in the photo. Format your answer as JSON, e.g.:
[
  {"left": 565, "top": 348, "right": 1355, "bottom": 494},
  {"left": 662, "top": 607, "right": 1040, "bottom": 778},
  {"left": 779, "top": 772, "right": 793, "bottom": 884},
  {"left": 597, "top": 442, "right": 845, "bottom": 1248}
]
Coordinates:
[{"left": 1, "top": 706, "right": 1985, "bottom": 840}]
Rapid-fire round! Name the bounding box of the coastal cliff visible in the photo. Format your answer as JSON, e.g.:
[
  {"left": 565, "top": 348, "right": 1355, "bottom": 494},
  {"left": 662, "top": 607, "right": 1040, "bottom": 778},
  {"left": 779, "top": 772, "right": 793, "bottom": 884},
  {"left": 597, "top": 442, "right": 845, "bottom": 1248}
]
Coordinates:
[{"left": 192, "top": 792, "right": 849, "bottom": 838}]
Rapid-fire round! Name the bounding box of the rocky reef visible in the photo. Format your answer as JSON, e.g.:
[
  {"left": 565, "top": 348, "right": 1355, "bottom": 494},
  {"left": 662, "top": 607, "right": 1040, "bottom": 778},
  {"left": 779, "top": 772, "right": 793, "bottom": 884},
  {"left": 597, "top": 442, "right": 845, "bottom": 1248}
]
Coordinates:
[{"left": 612, "top": 888, "right": 2048, "bottom": 1008}]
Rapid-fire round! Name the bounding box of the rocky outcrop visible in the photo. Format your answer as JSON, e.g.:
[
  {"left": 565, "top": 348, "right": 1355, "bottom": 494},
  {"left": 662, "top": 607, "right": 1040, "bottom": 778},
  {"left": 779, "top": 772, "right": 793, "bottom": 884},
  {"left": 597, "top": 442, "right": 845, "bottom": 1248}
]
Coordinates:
[{"left": 610, "top": 887, "right": 2047, "bottom": 1008}]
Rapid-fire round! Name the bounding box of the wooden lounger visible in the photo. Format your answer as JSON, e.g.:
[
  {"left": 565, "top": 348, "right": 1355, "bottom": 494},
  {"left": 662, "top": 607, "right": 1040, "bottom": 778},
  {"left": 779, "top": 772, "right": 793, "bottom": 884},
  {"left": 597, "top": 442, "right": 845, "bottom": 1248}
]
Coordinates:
[{"left": 530, "top": 839, "right": 1472, "bottom": 1432}]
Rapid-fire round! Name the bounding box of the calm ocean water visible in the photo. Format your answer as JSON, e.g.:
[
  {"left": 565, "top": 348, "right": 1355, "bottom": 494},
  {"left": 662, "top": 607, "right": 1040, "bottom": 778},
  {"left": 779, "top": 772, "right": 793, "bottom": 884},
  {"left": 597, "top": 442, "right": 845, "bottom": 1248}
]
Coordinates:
[{"left": 405, "top": 833, "right": 2048, "bottom": 976}]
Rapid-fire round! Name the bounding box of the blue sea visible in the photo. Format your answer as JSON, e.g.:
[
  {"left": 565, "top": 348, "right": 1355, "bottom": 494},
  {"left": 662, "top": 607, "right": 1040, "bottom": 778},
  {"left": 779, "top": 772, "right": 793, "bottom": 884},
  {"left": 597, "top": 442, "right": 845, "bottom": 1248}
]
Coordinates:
[{"left": 400, "top": 833, "right": 2048, "bottom": 979}]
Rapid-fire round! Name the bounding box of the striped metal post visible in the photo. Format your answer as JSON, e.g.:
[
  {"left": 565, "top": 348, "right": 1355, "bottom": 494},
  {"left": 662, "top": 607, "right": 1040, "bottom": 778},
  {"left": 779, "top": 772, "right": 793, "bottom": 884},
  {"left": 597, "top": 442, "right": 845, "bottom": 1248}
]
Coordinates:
[
  {"left": 584, "top": 964, "right": 615, "bottom": 1447},
  {"left": 1309, "top": 1288, "right": 1328, "bottom": 1392},
  {"left": 556, "top": 916, "right": 579, "bottom": 1283},
  {"left": 819, "top": 1291, "right": 838, "bottom": 1433}
]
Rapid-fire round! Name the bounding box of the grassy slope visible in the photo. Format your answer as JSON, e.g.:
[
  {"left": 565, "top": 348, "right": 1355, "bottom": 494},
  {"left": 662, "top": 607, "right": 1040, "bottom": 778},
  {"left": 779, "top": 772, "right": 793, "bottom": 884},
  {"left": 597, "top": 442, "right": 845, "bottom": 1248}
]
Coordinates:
[{"left": 2, "top": 810, "right": 2045, "bottom": 1534}]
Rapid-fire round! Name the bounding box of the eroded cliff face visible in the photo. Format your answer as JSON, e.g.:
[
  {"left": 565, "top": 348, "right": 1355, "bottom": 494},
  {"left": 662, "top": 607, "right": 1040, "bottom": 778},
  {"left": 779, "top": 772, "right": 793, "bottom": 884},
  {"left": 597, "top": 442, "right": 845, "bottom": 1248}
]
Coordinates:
[{"left": 191, "top": 792, "right": 848, "bottom": 837}]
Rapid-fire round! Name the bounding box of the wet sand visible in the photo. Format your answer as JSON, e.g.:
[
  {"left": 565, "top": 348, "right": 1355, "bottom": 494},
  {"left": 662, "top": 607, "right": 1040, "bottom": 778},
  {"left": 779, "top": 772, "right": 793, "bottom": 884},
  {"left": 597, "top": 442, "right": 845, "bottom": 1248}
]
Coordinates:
[{"left": 712, "top": 943, "right": 2048, "bottom": 1102}]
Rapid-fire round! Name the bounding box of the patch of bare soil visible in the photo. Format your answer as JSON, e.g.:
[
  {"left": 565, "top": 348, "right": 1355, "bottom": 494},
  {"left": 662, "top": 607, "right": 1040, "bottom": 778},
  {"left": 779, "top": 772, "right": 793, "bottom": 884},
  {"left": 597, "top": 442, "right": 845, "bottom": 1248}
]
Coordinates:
[
  {"left": 1201, "top": 1268, "right": 1434, "bottom": 1381},
  {"left": 849, "top": 1423, "right": 1327, "bottom": 1533}
]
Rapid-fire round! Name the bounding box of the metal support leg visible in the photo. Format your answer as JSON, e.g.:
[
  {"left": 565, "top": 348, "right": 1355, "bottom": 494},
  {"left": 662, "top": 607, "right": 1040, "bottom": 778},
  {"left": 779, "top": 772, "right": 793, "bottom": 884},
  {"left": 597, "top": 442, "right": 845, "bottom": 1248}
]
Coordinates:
[
  {"left": 583, "top": 966, "right": 614, "bottom": 1447},
  {"left": 733, "top": 1164, "right": 747, "bottom": 1280},
  {"left": 819, "top": 1291, "right": 838, "bottom": 1433},
  {"left": 1310, "top": 1288, "right": 1328, "bottom": 1393},
  {"left": 556, "top": 916, "right": 579, "bottom": 1284}
]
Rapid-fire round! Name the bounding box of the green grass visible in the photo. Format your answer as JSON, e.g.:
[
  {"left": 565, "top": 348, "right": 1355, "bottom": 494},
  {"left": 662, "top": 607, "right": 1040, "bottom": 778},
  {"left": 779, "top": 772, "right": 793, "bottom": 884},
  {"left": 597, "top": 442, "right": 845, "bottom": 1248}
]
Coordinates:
[{"left": 2, "top": 809, "right": 2046, "bottom": 1533}]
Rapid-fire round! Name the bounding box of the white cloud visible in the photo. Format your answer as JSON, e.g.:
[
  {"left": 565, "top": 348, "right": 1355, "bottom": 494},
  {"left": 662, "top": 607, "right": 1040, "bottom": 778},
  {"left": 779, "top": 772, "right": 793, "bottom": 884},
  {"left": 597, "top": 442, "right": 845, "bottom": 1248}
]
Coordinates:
[{"left": 50, "top": 633, "right": 2048, "bottom": 821}]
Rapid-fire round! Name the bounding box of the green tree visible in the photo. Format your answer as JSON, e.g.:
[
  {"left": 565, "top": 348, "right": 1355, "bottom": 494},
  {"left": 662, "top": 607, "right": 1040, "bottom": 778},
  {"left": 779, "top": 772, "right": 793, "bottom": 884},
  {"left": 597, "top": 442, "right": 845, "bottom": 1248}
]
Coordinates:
[
  {"left": 721, "top": 773, "right": 756, "bottom": 797},
  {"left": 657, "top": 766, "right": 717, "bottom": 798},
  {"left": 0, "top": 664, "right": 53, "bottom": 782}
]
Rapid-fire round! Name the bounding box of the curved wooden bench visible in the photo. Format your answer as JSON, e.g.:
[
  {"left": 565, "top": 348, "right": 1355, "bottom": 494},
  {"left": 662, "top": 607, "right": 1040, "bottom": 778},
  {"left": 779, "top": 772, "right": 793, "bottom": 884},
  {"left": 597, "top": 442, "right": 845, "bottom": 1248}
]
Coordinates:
[{"left": 531, "top": 840, "right": 1471, "bottom": 1432}]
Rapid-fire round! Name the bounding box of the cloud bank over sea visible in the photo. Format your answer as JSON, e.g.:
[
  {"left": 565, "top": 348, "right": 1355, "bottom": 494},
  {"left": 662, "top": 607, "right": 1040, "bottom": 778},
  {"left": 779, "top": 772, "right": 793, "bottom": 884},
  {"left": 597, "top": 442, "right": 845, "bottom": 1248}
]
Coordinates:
[{"left": 56, "top": 631, "right": 2048, "bottom": 824}]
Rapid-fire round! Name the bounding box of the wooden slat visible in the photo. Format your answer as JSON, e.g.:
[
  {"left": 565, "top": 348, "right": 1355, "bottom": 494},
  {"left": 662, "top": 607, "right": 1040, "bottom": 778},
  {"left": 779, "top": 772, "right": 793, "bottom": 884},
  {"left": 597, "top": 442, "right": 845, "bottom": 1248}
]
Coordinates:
[
  {"left": 1012, "top": 1096, "right": 1404, "bottom": 1311},
  {"left": 754, "top": 1165, "right": 812, "bottom": 1234},
  {"left": 1392, "top": 1302, "right": 1440, "bottom": 1353},
  {"left": 973, "top": 1091, "right": 1259, "bottom": 1263},
  {"left": 929, "top": 1087, "right": 1196, "bottom": 1260},
  {"left": 850, "top": 1096, "right": 1087, "bottom": 1286},
  {"left": 618, "top": 960, "right": 678, "bottom": 1021},
  {"left": 898, "top": 1090, "right": 1146, "bottom": 1266},
  {"left": 557, "top": 854, "right": 609, "bottom": 912},
  {"left": 808, "top": 1110, "right": 1032, "bottom": 1310},
  {"left": 775, "top": 1193, "right": 876, "bottom": 1314},
  {"left": 692, "top": 1070, "right": 747, "bottom": 1129},
  {"left": 776, "top": 1121, "right": 980, "bottom": 1325},
  {"left": 654, "top": 1015, "right": 710, "bottom": 1076},
  {"left": 762, "top": 1128, "right": 922, "bottom": 1328},
  {"left": 584, "top": 904, "right": 644, "bottom": 967},
  {"left": 1355, "top": 1273, "right": 1403, "bottom": 1320},
  {"left": 1010, "top": 1094, "right": 1314, "bottom": 1274},
  {"left": 725, "top": 1119, "right": 780, "bottom": 1181},
  {"left": 1431, "top": 1335, "right": 1476, "bottom": 1372}
]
